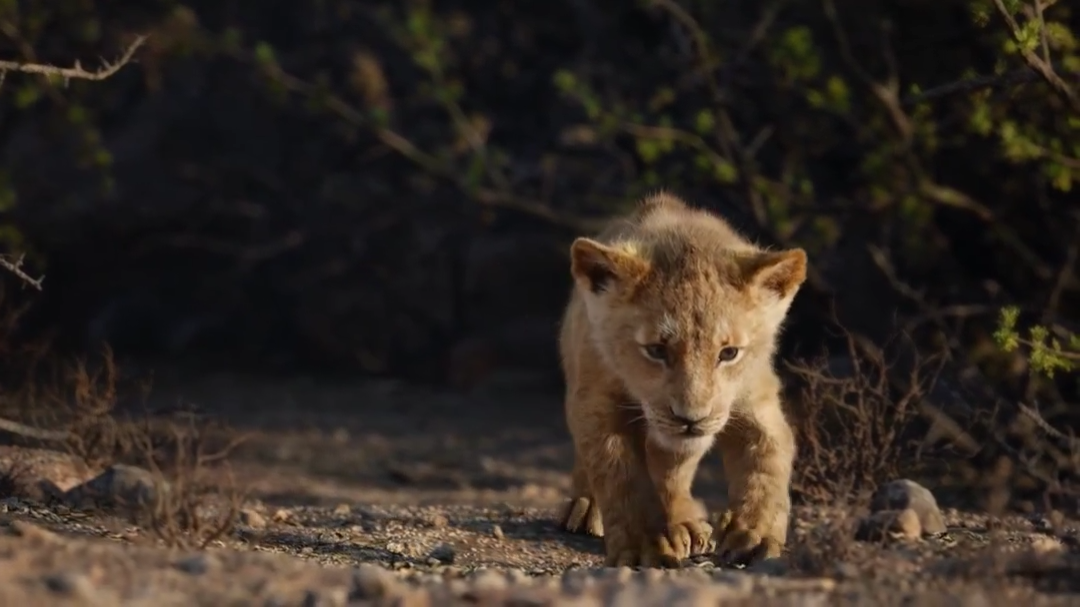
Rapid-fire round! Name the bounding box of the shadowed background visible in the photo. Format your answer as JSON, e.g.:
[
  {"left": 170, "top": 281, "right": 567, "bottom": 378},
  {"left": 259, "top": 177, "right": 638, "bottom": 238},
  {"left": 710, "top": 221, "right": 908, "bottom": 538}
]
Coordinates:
[{"left": 0, "top": 0, "right": 1078, "bottom": 512}]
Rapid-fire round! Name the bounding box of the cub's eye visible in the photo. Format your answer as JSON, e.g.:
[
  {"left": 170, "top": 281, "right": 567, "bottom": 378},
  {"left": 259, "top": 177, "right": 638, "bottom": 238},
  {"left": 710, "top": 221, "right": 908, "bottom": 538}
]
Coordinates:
[
  {"left": 641, "top": 343, "right": 668, "bottom": 363},
  {"left": 717, "top": 346, "right": 740, "bottom": 364}
]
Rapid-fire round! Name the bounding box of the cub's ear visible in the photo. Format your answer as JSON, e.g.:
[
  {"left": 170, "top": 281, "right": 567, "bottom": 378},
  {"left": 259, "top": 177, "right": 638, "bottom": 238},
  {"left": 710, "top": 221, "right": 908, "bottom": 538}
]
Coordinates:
[
  {"left": 569, "top": 238, "right": 649, "bottom": 294},
  {"left": 741, "top": 248, "right": 807, "bottom": 300}
]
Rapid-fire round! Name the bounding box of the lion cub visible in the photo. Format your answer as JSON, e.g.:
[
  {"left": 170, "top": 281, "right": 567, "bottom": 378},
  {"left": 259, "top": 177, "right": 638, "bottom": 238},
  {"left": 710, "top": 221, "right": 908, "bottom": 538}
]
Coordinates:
[{"left": 557, "top": 193, "right": 805, "bottom": 568}]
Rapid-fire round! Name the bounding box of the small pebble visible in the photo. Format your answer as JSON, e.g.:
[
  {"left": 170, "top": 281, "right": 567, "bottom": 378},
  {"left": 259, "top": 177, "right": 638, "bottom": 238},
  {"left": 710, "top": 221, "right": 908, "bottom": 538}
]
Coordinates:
[
  {"left": 425, "top": 513, "right": 449, "bottom": 528},
  {"left": 507, "top": 568, "right": 530, "bottom": 583},
  {"left": 429, "top": 543, "right": 456, "bottom": 564},
  {"left": 350, "top": 564, "right": 398, "bottom": 599},
  {"left": 42, "top": 572, "right": 95, "bottom": 597},
  {"left": 174, "top": 554, "right": 216, "bottom": 575},
  {"left": 302, "top": 587, "right": 348, "bottom": 607},
  {"left": 470, "top": 569, "right": 508, "bottom": 593},
  {"left": 639, "top": 568, "right": 665, "bottom": 585},
  {"left": 239, "top": 509, "right": 267, "bottom": 529}
]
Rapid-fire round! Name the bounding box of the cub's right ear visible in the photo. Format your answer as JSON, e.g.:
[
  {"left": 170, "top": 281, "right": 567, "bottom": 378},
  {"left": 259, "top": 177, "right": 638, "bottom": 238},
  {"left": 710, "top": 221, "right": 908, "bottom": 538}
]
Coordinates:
[{"left": 569, "top": 238, "right": 649, "bottom": 294}]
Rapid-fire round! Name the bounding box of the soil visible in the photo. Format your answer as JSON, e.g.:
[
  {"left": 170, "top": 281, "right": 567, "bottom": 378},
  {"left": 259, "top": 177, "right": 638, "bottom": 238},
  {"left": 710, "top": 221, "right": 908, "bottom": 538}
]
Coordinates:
[{"left": 1, "top": 366, "right": 1080, "bottom": 606}]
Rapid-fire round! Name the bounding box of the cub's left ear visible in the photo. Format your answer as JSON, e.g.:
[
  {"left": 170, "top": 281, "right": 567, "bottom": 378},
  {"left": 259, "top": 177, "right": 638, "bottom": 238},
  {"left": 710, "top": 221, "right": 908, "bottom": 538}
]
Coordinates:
[{"left": 741, "top": 248, "right": 808, "bottom": 300}]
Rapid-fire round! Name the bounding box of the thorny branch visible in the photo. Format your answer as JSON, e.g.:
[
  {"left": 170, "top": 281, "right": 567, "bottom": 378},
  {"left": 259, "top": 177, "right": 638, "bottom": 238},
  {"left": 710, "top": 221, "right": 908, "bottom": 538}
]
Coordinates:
[
  {"left": 1018, "top": 401, "right": 1080, "bottom": 450},
  {"left": 0, "top": 36, "right": 148, "bottom": 288},
  {"left": 0, "top": 255, "right": 43, "bottom": 291},
  {"left": 0, "top": 35, "right": 147, "bottom": 87}
]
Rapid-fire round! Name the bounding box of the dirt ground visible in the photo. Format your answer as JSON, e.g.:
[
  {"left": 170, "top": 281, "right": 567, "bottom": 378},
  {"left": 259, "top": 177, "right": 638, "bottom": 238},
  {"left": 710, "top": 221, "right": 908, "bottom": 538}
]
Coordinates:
[{"left": 2, "top": 366, "right": 1080, "bottom": 606}]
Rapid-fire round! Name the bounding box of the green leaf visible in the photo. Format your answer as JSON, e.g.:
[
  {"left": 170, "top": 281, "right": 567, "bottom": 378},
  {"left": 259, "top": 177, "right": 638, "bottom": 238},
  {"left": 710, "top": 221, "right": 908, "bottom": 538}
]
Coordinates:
[
  {"left": 93, "top": 148, "right": 113, "bottom": 168},
  {"left": 693, "top": 110, "right": 715, "bottom": 135},
  {"left": 635, "top": 138, "right": 662, "bottom": 164},
  {"left": 255, "top": 42, "right": 275, "bottom": 65},
  {"left": 553, "top": 70, "right": 576, "bottom": 93},
  {"left": 14, "top": 85, "right": 41, "bottom": 109},
  {"left": 713, "top": 160, "right": 738, "bottom": 184},
  {"left": 993, "top": 306, "right": 1021, "bottom": 352}
]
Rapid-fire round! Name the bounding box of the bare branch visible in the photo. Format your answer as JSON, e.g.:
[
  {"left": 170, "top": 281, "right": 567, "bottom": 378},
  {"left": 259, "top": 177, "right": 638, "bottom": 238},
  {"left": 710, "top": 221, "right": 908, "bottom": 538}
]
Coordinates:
[
  {"left": 0, "top": 35, "right": 147, "bottom": 85},
  {"left": 0, "top": 416, "right": 68, "bottom": 441},
  {"left": 902, "top": 65, "right": 1079, "bottom": 106},
  {"left": 236, "top": 50, "right": 605, "bottom": 233},
  {"left": 1018, "top": 401, "right": 1080, "bottom": 449},
  {"left": 0, "top": 36, "right": 147, "bottom": 287},
  {"left": 0, "top": 255, "right": 43, "bottom": 290}
]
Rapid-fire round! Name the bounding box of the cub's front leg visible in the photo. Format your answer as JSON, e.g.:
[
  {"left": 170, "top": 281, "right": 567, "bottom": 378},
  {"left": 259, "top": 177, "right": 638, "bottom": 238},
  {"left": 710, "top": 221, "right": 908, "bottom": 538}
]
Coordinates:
[
  {"left": 559, "top": 458, "right": 604, "bottom": 537},
  {"left": 566, "top": 433, "right": 675, "bottom": 567},
  {"left": 644, "top": 439, "right": 715, "bottom": 559},
  {"left": 560, "top": 398, "right": 690, "bottom": 567},
  {"left": 713, "top": 391, "right": 795, "bottom": 565}
]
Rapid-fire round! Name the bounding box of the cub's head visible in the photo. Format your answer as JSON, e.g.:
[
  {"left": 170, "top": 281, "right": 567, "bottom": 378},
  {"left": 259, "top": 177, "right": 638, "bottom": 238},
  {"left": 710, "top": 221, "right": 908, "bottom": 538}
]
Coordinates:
[{"left": 569, "top": 236, "right": 806, "bottom": 451}]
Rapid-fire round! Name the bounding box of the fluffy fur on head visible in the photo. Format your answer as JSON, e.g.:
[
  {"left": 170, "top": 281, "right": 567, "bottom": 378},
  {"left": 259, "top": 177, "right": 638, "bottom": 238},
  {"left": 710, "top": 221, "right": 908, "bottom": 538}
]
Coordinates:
[{"left": 568, "top": 194, "right": 807, "bottom": 451}]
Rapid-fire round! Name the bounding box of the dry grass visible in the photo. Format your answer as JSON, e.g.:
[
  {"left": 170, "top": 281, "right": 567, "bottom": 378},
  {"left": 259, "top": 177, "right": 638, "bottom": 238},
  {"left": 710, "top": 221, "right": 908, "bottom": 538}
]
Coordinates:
[
  {"left": 784, "top": 330, "right": 942, "bottom": 504},
  {"left": 47, "top": 350, "right": 250, "bottom": 548},
  {"left": 779, "top": 327, "right": 952, "bottom": 577},
  {"left": 775, "top": 320, "right": 1080, "bottom": 583},
  {"left": 0, "top": 289, "right": 250, "bottom": 549},
  {"left": 784, "top": 508, "right": 864, "bottom": 577},
  {"left": 131, "top": 410, "right": 249, "bottom": 549},
  {"left": 0, "top": 457, "right": 32, "bottom": 499}
]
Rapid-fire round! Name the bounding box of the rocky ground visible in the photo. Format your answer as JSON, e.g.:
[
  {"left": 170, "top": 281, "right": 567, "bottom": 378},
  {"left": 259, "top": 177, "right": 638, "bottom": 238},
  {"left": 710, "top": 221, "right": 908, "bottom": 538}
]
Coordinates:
[{"left": 1, "top": 366, "right": 1080, "bottom": 606}]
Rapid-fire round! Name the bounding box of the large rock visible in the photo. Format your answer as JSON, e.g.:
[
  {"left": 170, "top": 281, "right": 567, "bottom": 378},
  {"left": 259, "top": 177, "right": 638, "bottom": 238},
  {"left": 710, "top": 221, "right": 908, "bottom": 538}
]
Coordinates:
[
  {"left": 867, "top": 479, "right": 947, "bottom": 536},
  {"left": 62, "top": 464, "right": 169, "bottom": 512}
]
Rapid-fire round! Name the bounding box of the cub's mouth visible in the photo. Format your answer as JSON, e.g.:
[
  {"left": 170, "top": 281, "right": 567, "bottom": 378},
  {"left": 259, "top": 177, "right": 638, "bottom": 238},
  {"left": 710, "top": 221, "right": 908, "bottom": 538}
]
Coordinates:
[{"left": 643, "top": 406, "right": 729, "bottom": 448}]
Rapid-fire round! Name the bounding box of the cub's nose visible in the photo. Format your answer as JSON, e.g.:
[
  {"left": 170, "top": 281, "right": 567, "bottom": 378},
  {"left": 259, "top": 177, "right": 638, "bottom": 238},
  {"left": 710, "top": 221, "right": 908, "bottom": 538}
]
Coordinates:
[{"left": 669, "top": 406, "right": 709, "bottom": 436}]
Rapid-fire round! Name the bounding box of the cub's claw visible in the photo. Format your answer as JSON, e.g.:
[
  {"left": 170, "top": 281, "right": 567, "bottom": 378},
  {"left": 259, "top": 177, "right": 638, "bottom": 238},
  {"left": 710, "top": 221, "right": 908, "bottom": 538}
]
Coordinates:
[
  {"left": 712, "top": 509, "right": 784, "bottom": 566},
  {"left": 661, "top": 518, "right": 715, "bottom": 559},
  {"left": 602, "top": 520, "right": 713, "bottom": 568},
  {"left": 605, "top": 533, "right": 681, "bottom": 568},
  {"left": 559, "top": 496, "right": 604, "bottom": 537}
]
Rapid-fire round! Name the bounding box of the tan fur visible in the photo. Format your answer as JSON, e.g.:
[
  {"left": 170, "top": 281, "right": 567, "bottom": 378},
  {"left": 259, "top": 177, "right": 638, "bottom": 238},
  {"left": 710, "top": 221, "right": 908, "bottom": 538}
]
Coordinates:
[{"left": 557, "top": 192, "right": 805, "bottom": 568}]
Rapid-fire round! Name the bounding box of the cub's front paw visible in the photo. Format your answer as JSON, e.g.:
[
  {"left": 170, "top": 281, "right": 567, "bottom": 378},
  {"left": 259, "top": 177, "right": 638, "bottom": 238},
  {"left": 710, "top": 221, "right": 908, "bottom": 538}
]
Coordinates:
[
  {"left": 712, "top": 509, "right": 784, "bottom": 566},
  {"left": 558, "top": 496, "right": 604, "bottom": 537},
  {"left": 603, "top": 521, "right": 710, "bottom": 568},
  {"left": 604, "top": 526, "right": 679, "bottom": 568},
  {"left": 659, "top": 518, "right": 715, "bottom": 560}
]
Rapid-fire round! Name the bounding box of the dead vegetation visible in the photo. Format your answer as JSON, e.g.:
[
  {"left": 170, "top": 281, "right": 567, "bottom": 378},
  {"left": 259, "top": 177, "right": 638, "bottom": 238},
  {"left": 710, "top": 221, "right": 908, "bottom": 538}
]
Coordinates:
[
  {"left": 0, "top": 287, "right": 249, "bottom": 549},
  {"left": 784, "top": 328, "right": 943, "bottom": 505},
  {"left": 785, "top": 509, "right": 863, "bottom": 577},
  {"left": 131, "top": 413, "right": 248, "bottom": 549},
  {"left": 774, "top": 315, "right": 1080, "bottom": 582}
]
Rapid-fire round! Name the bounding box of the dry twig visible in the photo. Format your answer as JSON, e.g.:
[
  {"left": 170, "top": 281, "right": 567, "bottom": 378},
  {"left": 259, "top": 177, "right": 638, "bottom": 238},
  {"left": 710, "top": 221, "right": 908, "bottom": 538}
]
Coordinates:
[
  {"left": 902, "top": 65, "right": 1079, "bottom": 107},
  {"left": 230, "top": 49, "right": 604, "bottom": 233},
  {"left": 1017, "top": 401, "right": 1080, "bottom": 449},
  {"left": 0, "top": 416, "right": 68, "bottom": 441},
  {"left": 0, "top": 35, "right": 148, "bottom": 287},
  {"left": 0, "top": 35, "right": 147, "bottom": 86},
  {"left": 0, "top": 255, "right": 43, "bottom": 290}
]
